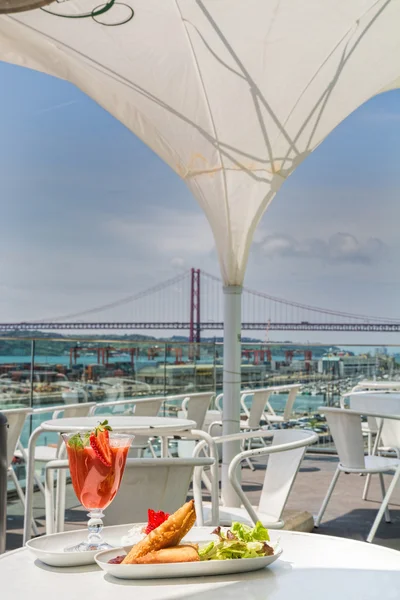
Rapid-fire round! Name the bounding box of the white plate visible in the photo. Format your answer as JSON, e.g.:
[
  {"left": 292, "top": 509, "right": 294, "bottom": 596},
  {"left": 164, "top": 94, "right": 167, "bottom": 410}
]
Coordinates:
[
  {"left": 95, "top": 544, "right": 282, "bottom": 580},
  {"left": 26, "top": 524, "right": 136, "bottom": 567},
  {"left": 25, "top": 524, "right": 217, "bottom": 568}
]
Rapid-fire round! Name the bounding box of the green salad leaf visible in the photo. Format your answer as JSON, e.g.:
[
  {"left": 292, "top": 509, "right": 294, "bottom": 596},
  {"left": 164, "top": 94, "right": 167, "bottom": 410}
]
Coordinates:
[
  {"left": 231, "top": 521, "right": 270, "bottom": 542},
  {"left": 198, "top": 522, "right": 273, "bottom": 561}
]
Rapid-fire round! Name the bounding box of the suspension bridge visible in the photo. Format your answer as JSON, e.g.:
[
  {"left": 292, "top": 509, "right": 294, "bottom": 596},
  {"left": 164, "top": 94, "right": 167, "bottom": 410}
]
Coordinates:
[{"left": 2, "top": 268, "right": 400, "bottom": 335}]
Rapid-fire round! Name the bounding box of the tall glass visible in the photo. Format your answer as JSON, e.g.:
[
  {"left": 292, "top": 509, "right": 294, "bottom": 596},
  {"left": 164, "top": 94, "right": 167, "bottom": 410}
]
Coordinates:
[{"left": 62, "top": 431, "right": 133, "bottom": 552}]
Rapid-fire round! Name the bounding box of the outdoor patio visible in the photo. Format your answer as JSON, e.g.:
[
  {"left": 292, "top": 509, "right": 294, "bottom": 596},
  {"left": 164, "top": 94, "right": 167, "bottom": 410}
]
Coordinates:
[{"left": 5, "top": 453, "right": 400, "bottom": 552}]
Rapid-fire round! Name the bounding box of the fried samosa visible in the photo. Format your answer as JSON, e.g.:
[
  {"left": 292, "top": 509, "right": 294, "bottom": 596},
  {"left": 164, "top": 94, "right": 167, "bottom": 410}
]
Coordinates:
[
  {"left": 122, "top": 500, "right": 196, "bottom": 564},
  {"left": 129, "top": 544, "right": 199, "bottom": 564}
]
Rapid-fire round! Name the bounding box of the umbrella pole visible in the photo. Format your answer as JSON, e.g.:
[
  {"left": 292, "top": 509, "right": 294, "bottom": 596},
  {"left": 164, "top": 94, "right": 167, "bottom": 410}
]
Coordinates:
[{"left": 222, "top": 285, "right": 242, "bottom": 507}]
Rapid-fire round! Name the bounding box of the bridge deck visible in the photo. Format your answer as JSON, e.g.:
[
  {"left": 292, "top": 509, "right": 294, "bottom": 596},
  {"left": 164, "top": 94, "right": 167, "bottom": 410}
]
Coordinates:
[
  {"left": 1, "top": 321, "right": 399, "bottom": 331},
  {"left": 5, "top": 453, "right": 400, "bottom": 552}
]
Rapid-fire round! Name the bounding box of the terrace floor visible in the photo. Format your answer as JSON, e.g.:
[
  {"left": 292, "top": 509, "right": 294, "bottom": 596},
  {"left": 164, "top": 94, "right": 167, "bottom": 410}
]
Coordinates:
[{"left": 5, "top": 453, "right": 400, "bottom": 552}]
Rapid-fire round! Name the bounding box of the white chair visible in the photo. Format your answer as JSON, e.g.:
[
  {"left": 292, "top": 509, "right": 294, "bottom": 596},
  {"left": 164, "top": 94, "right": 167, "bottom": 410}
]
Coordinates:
[
  {"left": 194, "top": 428, "right": 318, "bottom": 528},
  {"left": 2, "top": 408, "right": 39, "bottom": 536},
  {"left": 104, "top": 457, "right": 216, "bottom": 526},
  {"left": 149, "top": 393, "right": 213, "bottom": 458},
  {"left": 244, "top": 385, "right": 300, "bottom": 427},
  {"left": 175, "top": 393, "right": 214, "bottom": 458},
  {"left": 202, "top": 392, "right": 223, "bottom": 437},
  {"left": 45, "top": 456, "right": 216, "bottom": 532},
  {"left": 347, "top": 392, "right": 400, "bottom": 500},
  {"left": 180, "top": 393, "right": 214, "bottom": 430},
  {"left": 214, "top": 385, "right": 300, "bottom": 471},
  {"left": 315, "top": 407, "right": 400, "bottom": 543},
  {"left": 209, "top": 390, "right": 268, "bottom": 471},
  {"left": 210, "top": 385, "right": 300, "bottom": 436}
]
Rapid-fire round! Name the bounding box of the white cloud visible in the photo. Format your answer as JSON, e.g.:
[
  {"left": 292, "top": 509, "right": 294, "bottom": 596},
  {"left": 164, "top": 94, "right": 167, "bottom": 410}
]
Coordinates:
[{"left": 255, "top": 232, "right": 386, "bottom": 265}]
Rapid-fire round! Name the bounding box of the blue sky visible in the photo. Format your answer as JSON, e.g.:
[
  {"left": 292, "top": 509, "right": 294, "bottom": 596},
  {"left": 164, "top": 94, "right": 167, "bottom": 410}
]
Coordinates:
[{"left": 1, "top": 61, "right": 400, "bottom": 345}]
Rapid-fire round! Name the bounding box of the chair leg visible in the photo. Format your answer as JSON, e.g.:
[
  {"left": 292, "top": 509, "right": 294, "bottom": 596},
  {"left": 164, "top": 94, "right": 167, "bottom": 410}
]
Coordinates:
[
  {"left": 243, "top": 438, "right": 255, "bottom": 471},
  {"left": 34, "top": 471, "right": 46, "bottom": 497},
  {"left": 9, "top": 468, "right": 39, "bottom": 536},
  {"left": 315, "top": 466, "right": 341, "bottom": 527},
  {"left": 148, "top": 440, "right": 158, "bottom": 458},
  {"left": 362, "top": 473, "right": 372, "bottom": 501},
  {"left": 362, "top": 432, "right": 374, "bottom": 501},
  {"left": 245, "top": 457, "right": 255, "bottom": 471},
  {"left": 367, "top": 467, "right": 400, "bottom": 543},
  {"left": 378, "top": 473, "right": 391, "bottom": 523},
  {"left": 201, "top": 470, "right": 212, "bottom": 494}
]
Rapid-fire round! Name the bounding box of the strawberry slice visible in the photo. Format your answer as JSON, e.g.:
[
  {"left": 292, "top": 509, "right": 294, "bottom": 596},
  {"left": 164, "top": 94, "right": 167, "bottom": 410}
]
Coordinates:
[
  {"left": 144, "top": 509, "right": 170, "bottom": 534},
  {"left": 90, "top": 423, "right": 112, "bottom": 467}
]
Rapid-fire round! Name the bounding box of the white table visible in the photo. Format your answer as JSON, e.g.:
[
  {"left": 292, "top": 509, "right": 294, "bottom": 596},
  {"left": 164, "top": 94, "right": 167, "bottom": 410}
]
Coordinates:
[
  {"left": 3, "top": 530, "right": 400, "bottom": 598},
  {"left": 23, "top": 416, "right": 219, "bottom": 543}
]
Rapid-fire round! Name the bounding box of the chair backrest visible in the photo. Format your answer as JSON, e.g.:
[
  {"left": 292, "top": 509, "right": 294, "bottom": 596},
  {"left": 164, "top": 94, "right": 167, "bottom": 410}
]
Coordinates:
[
  {"left": 241, "top": 390, "right": 272, "bottom": 429},
  {"left": 215, "top": 393, "right": 223, "bottom": 413},
  {"left": 322, "top": 407, "right": 366, "bottom": 470},
  {"left": 103, "top": 457, "right": 213, "bottom": 526},
  {"left": 52, "top": 402, "right": 96, "bottom": 419},
  {"left": 281, "top": 386, "right": 300, "bottom": 421},
  {"left": 90, "top": 397, "right": 163, "bottom": 417},
  {"left": 241, "top": 385, "right": 300, "bottom": 428},
  {"left": 133, "top": 398, "right": 163, "bottom": 418},
  {"left": 258, "top": 429, "right": 314, "bottom": 519},
  {"left": 349, "top": 392, "right": 400, "bottom": 451},
  {"left": 1, "top": 408, "right": 31, "bottom": 467},
  {"left": 181, "top": 393, "right": 213, "bottom": 429}
]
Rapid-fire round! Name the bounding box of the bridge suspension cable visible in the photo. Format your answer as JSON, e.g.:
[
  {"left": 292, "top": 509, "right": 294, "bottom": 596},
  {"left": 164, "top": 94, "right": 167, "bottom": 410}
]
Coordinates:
[
  {"left": 35, "top": 270, "right": 191, "bottom": 323},
  {"left": 201, "top": 270, "right": 400, "bottom": 324}
]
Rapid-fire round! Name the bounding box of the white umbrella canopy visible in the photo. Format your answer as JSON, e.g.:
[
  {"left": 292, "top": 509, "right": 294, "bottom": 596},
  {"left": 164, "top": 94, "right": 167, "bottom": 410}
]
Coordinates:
[{"left": 1, "top": 0, "right": 400, "bottom": 512}]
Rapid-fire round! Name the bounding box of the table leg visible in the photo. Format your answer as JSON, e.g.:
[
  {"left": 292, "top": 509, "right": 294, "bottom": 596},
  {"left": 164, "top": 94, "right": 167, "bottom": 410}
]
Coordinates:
[{"left": 23, "top": 427, "right": 43, "bottom": 544}]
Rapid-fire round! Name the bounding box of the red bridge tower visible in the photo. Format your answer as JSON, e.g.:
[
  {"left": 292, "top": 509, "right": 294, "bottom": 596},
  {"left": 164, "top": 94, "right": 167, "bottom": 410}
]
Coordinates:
[{"left": 189, "top": 268, "right": 201, "bottom": 343}]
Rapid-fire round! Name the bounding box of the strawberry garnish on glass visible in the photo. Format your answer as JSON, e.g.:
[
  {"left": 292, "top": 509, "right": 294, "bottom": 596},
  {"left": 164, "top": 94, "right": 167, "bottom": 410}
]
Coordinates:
[
  {"left": 144, "top": 509, "right": 170, "bottom": 534},
  {"left": 89, "top": 420, "right": 113, "bottom": 467}
]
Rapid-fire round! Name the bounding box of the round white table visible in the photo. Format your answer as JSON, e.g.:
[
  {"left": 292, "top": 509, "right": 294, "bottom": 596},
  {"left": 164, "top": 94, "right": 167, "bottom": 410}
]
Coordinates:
[
  {"left": 3, "top": 530, "right": 400, "bottom": 599},
  {"left": 23, "top": 416, "right": 219, "bottom": 543},
  {"left": 42, "top": 416, "right": 196, "bottom": 433}
]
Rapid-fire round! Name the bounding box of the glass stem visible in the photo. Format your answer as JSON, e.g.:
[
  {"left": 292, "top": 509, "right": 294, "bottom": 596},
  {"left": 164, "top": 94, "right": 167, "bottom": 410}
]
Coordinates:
[{"left": 87, "top": 509, "right": 105, "bottom": 546}]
